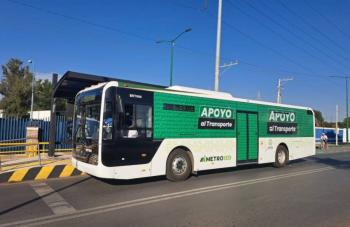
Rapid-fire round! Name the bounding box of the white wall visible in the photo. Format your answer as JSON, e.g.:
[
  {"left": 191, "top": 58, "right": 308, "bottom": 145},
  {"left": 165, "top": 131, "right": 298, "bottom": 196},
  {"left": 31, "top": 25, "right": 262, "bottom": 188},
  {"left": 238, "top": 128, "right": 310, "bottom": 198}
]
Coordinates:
[{"left": 30, "top": 110, "right": 51, "bottom": 120}]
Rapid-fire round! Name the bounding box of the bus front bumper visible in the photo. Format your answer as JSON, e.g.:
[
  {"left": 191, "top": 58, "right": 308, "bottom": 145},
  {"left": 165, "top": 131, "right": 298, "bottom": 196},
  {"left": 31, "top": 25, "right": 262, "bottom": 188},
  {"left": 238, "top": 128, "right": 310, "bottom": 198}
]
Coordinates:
[{"left": 72, "top": 157, "right": 155, "bottom": 180}]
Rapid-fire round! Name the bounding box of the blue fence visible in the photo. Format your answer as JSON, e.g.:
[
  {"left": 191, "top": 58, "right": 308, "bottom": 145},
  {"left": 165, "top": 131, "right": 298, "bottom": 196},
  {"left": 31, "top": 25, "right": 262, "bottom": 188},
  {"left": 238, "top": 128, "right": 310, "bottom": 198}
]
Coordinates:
[
  {"left": 0, "top": 116, "right": 72, "bottom": 152},
  {"left": 315, "top": 127, "right": 346, "bottom": 144},
  {"left": 315, "top": 127, "right": 343, "bottom": 144}
]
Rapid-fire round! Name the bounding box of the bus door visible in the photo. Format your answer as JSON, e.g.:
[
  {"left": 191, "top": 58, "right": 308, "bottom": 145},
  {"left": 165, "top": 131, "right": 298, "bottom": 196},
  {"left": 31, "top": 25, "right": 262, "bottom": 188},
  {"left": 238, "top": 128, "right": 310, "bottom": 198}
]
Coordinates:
[{"left": 236, "top": 111, "right": 259, "bottom": 164}]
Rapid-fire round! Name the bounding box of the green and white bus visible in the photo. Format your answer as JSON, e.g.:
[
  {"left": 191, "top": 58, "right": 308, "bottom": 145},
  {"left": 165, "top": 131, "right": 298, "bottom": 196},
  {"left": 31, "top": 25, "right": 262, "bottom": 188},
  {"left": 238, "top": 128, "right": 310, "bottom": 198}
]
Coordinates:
[{"left": 72, "top": 80, "right": 315, "bottom": 181}]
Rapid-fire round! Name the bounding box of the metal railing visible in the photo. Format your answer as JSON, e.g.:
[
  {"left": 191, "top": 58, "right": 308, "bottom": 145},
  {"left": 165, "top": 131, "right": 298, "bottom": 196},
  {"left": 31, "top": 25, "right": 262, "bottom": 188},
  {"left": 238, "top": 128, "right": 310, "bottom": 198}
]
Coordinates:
[{"left": 0, "top": 141, "right": 72, "bottom": 172}]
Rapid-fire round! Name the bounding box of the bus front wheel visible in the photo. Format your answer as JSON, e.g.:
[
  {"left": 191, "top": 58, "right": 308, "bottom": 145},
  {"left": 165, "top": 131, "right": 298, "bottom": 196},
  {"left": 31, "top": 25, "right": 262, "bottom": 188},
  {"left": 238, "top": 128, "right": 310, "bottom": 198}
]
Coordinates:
[
  {"left": 166, "top": 149, "right": 192, "bottom": 181},
  {"left": 274, "top": 145, "right": 289, "bottom": 168}
]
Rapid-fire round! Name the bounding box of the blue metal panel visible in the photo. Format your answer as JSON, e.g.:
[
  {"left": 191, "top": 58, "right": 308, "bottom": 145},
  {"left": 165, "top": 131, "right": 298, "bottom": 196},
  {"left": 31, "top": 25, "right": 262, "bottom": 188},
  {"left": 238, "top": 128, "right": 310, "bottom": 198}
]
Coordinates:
[
  {"left": 0, "top": 116, "right": 72, "bottom": 152},
  {"left": 315, "top": 127, "right": 343, "bottom": 144}
]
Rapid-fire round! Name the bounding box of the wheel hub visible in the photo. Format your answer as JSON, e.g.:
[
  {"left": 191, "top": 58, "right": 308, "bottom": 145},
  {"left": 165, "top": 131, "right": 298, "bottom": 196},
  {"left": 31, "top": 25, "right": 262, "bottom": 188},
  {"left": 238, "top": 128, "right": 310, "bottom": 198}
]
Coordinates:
[
  {"left": 277, "top": 150, "right": 286, "bottom": 164},
  {"left": 172, "top": 157, "right": 187, "bottom": 175}
]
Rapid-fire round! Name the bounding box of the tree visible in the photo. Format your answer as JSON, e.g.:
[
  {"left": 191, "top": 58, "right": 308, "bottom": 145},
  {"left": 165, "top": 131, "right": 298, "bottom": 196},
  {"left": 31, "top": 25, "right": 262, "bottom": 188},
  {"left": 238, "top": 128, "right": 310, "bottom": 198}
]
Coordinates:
[
  {"left": 34, "top": 79, "right": 52, "bottom": 110},
  {"left": 313, "top": 110, "right": 324, "bottom": 127},
  {"left": 341, "top": 117, "right": 350, "bottom": 128},
  {"left": 34, "top": 78, "right": 67, "bottom": 112},
  {"left": 0, "top": 58, "right": 32, "bottom": 117},
  {"left": 56, "top": 98, "right": 67, "bottom": 112}
]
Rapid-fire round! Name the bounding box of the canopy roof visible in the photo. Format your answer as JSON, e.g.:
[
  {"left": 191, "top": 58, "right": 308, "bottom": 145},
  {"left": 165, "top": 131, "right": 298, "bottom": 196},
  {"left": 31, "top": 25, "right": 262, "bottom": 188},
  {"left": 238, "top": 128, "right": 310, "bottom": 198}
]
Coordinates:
[{"left": 53, "top": 71, "right": 166, "bottom": 101}]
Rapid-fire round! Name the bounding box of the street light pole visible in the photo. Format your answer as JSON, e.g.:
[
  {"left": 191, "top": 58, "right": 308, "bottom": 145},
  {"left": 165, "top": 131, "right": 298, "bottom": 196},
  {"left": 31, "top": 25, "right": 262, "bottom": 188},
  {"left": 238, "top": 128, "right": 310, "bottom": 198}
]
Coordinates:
[
  {"left": 330, "top": 76, "right": 350, "bottom": 143},
  {"left": 156, "top": 28, "right": 192, "bottom": 86},
  {"left": 170, "top": 42, "right": 175, "bottom": 86}
]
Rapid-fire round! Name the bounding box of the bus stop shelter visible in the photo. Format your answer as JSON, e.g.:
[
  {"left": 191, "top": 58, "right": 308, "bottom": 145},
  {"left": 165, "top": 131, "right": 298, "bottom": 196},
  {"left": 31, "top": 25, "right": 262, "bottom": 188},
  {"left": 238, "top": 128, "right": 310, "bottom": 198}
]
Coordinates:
[{"left": 49, "top": 71, "right": 165, "bottom": 156}]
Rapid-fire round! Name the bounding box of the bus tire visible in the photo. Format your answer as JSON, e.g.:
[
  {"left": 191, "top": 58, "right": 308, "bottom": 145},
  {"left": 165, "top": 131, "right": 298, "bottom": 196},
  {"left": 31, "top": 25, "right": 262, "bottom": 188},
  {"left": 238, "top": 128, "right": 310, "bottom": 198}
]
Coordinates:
[
  {"left": 274, "top": 145, "right": 289, "bottom": 168},
  {"left": 166, "top": 148, "right": 192, "bottom": 182}
]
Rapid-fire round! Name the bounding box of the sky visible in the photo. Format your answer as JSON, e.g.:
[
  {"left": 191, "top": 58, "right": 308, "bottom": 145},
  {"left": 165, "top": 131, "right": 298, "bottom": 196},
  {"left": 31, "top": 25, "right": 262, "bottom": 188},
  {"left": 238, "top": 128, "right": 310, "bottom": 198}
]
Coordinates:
[{"left": 1, "top": 0, "right": 350, "bottom": 121}]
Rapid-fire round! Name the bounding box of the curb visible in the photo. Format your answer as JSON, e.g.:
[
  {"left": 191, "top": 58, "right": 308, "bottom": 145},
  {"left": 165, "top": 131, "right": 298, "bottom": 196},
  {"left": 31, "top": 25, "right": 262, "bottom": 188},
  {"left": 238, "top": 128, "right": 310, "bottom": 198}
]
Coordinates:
[
  {"left": 0, "top": 164, "right": 84, "bottom": 183},
  {"left": 316, "top": 150, "right": 350, "bottom": 155}
]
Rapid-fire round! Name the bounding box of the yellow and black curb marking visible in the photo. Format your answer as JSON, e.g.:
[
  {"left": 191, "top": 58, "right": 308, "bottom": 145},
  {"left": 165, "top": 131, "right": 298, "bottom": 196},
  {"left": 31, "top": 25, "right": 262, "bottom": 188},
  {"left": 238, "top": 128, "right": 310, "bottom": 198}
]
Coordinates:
[{"left": 0, "top": 165, "right": 84, "bottom": 183}]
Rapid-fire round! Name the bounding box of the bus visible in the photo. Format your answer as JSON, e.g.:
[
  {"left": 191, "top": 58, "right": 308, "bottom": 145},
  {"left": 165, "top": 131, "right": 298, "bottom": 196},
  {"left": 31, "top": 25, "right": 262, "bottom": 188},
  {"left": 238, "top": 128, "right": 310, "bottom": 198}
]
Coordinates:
[{"left": 72, "top": 80, "right": 315, "bottom": 181}]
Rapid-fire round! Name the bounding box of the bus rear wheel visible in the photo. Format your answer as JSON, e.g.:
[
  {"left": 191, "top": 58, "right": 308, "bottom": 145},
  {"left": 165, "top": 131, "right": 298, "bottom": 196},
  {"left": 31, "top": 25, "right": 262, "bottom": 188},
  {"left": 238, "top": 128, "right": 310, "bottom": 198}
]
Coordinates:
[
  {"left": 166, "top": 149, "right": 192, "bottom": 182},
  {"left": 274, "top": 145, "right": 289, "bottom": 168}
]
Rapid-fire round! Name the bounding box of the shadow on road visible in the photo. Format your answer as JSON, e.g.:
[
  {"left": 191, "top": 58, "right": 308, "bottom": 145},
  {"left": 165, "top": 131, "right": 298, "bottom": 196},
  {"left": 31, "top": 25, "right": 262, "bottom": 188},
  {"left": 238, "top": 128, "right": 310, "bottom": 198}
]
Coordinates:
[
  {"left": 95, "top": 175, "right": 167, "bottom": 185},
  {"left": 289, "top": 159, "right": 307, "bottom": 165},
  {"left": 0, "top": 177, "right": 92, "bottom": 217},
  {"left": 310, "top": 156, "right": 350, "bottom": 169},
  {"left": 97, "top": 163, "right": 277, "bottom": 186},
  {"left": 96, "top": 159, "right": 311, "bottom": 185}
]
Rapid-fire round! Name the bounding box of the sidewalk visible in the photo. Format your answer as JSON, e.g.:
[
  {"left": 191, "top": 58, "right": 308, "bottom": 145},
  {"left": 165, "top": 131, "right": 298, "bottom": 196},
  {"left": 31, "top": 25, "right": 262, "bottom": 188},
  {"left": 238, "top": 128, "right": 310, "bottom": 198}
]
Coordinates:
[
  {"left": 0, "top": 152, "right": 72, "bottom": 172},
  {"left": 316, "top": 144, "right": 350, "bottom": 154},
  {"left": 0, "top": 152, "right": 84, "bottom": 184}
]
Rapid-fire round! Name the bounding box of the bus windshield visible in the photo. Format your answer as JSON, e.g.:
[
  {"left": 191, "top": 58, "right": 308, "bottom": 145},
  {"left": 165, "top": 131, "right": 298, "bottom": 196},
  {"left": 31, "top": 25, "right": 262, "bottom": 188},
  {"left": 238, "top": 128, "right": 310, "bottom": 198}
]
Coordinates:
[{"left": 73, "top": 88, "right": 102, "bottom": 165}]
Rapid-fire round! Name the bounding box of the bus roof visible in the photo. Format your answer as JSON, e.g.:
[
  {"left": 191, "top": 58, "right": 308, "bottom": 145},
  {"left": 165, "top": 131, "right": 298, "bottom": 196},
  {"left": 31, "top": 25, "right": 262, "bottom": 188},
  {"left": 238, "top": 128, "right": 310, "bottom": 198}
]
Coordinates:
[{"left": 161, "top": 85, "right": 311, "bottom": 111}]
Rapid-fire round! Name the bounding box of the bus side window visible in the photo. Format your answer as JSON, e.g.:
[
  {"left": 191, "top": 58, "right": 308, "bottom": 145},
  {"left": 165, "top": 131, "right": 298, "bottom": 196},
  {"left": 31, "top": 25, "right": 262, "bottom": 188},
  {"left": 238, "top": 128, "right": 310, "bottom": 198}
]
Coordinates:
[
  {"left": 136, "top": 105, "right": 152, "bottom": 138},
  {"left": 120, "top": 103, "right": 152, "bottom": 139}
]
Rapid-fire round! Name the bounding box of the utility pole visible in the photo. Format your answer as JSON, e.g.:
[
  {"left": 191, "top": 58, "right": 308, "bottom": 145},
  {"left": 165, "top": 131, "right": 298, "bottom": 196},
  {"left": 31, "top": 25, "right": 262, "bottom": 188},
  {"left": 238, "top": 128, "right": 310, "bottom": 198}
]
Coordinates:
[
  {"left": 218, "top": 60, "right": 239, "bottom": 86},
  {"left": 277, "top": 79, "right": 282, "bottom": 104},
  {"left": 277, "top": 77, "right": 293, "bottom": 104},
  {"left": 330, "top": 76, "right": 350, "bottom": 143},
  {"left": 219, "top": 60, "right": 238, "bottom": 73},
  {"left": 336, "top": 104, "right": 339, "bottom": 146},
  {"left": 214, "top": 0, "right": 223, "bottom": 91},
  {"left": 257, "top": 90, "right": 261, "bottom": 100}
]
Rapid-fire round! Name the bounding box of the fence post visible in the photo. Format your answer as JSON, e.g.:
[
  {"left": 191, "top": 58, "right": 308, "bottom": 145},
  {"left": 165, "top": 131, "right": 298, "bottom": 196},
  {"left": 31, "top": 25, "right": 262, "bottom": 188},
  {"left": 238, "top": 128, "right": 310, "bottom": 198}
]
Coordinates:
[
  {"left": 38, "top": 142, "right": 42, "bottom": 166},
  {"left": 49, "top": 73, "right": 58, "bottom": 157}
]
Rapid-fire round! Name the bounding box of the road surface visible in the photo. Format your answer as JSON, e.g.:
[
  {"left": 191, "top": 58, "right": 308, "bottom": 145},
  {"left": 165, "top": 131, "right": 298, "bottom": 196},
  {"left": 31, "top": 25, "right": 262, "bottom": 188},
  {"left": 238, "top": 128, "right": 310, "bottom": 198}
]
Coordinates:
[{"left": 0, "top": 151, "right": 349, "bottom": 227}]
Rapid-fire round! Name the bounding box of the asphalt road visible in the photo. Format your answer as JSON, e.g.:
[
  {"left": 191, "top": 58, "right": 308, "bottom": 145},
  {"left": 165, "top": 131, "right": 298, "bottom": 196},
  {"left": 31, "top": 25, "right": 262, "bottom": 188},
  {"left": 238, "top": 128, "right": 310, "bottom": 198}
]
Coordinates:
[{"left": 0, "top": 152, "right": 349, "bottom": 227}]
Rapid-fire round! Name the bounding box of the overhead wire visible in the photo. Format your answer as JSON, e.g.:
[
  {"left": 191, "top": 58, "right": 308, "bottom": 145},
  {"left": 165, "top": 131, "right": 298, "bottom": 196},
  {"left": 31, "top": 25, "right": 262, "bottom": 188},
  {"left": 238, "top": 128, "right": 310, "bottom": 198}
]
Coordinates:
[
  {"left": 7, "top": 0, "right": 157, "bottom": 43},
  {"left": 238, "top": 0, "right": 350, "bottom": 72},
  {"left": 258, "top": 0, "right": 350, "bottom": 64},
  {"left": 236, "top": 63, "right": 335, "bottom": 96},
  {"left": 174, "top": 1, "right": 344, "bottom": 88},
  {"left": 176, "top": 43, "right": 342, "bottom": 88},
  {"left": 304, "top": 0, "right": 350, "bottom": 40},
  {"left": 277, "top": 0, "right": 350, "bottom": 57},
  {"left": 218, "top": 14, "right": 314, "bottom": 74},
  {"left": 7, "top": 0, "right": 344, "bottom": 89}
]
